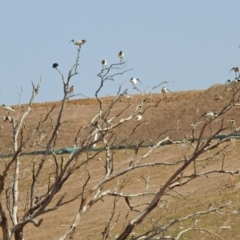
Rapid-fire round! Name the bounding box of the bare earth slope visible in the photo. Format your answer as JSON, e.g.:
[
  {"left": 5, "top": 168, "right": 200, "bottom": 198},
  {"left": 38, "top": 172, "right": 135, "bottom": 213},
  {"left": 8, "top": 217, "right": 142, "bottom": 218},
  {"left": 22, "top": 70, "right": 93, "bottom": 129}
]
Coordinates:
[
  {"left": 1, "top": 83, "right": 240, "bottom": 239},
  {"left": 1, "top": 83, "right": 238, "bottom": 149}
]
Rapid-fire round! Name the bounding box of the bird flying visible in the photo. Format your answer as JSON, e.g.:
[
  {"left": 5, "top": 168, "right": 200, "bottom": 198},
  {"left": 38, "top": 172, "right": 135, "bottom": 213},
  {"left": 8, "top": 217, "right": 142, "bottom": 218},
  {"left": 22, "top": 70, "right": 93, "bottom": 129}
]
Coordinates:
[
  {"left": 2, "top": 104, "right": 15, "bottom": 112},
  {"left": 70, "top": 39, "right": 87, "bottom": 46},
  {"left": 52, "top": 63, "right": 58, "bottom": 68},
  {"left": 130, "top": 77, "right": 141, "bottom": 86}
]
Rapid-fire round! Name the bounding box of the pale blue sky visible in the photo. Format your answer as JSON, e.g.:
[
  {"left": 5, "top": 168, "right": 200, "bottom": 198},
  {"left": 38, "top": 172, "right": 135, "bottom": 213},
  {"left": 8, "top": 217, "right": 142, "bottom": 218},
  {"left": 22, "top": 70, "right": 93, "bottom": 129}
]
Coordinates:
[{"left": 1, "top": 1, "right": 240, "bottom": 105}]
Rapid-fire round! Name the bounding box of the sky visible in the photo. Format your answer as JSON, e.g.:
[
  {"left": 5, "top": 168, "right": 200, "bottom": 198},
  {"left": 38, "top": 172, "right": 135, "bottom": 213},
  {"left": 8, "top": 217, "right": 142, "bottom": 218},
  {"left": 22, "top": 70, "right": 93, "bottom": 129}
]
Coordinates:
[{"left": 1, "top": 1, "right": 240, "bottom": 105}]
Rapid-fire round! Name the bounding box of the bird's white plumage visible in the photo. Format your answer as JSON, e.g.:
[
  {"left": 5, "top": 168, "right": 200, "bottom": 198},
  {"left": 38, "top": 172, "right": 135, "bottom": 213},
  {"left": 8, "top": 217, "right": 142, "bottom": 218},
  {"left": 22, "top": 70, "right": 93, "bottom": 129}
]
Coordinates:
[
  {"left": 118, "top": 51, "right": 124, "bottom": 62},
  {"left": 230, "top": 67, "right": 240, "bottom": 78},
  {"left": 161, "top": 87, "right": 171, "bottom": 93},
  {"left": 229, "top": 119, "right": 235, "bottom": 124},
  {"left": 130, "top": 77, "right": 141, "bottom": 86},
  {"left": 202, "top": 111, "right": 217, "bottom": 120},
  {"left": 71, "top": 39, "right": 87, "bottom": 46},
  {"left": 69, "top": 85, "right": 74, "bottom": 93},
  {"left": 225, "top": 79, "right": 231, "bottom": 84},
  {"left": 2, "top": 104, "right": 15, "bottom": 112},
  {"left": 228, "top": 119, "right": 236, "bottom": 132},
  {"left": 136, "top": 113, "right": 143, "bottom": 121},
  {"left": 230, "top": 67, "right": 240, "bottom": 73},
  {"left": 226, "top": 78, "right": 240, "bottom": 84},
  {"left": 124, "top": 92, "right": 132, "bottom": 99},
  {"left": 101, "top": 60, "right": 107, "bottom": 68}
]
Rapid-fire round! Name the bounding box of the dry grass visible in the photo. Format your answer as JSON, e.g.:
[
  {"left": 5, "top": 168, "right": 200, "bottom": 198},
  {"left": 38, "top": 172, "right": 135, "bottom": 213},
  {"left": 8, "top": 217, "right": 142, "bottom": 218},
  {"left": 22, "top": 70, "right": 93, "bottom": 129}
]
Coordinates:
[{"left": 1, "top": 83, "right": 240, "bottom": 239}]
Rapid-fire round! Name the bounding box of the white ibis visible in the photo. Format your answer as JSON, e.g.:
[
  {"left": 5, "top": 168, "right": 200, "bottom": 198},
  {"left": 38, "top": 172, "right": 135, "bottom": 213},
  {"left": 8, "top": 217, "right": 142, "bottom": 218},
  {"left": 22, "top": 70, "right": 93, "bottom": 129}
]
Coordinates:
[
  {"left": 101, "top": 60, "right": 107, "bottom": 68},
  {"left": 2, "top": 104, "right": 15, "bottom": 112},
  {"left": 124, "top": 92, "right": 132, "bottom": 99},
  {"left": 161, "top": 87, "right": 171, "bottom": 94},
  {"left": 52, "top": 63, "right": 58, "bottom": 68},
  {"left": 118, "top": 51, "right": 124, "bottom": 62},
  {"left": 225, "top": 79, "right": 231, "bottom": 84},
  {"left": 226, "top": 79, "right": 240, "bottom": 84},
  {"left": 230, "top": 67, "right": 240, "bottom": 78},
  {"left": 229, "top": 119, "right": 236, "bottom": 132},
  {"left": 70, "top": 39, "right": 87, "bottom": 46},
  {"left": 161, "top": 87, "right": 171, "bottom": 98},
  {"left": 130, "top": 77, "right": 141, "bottom": 86},
  {"left": 136, "top": 113, "right": 143, "bottom": 121},
  {"left": 202, "top": 111, "right": 217, "bottom": 120}
]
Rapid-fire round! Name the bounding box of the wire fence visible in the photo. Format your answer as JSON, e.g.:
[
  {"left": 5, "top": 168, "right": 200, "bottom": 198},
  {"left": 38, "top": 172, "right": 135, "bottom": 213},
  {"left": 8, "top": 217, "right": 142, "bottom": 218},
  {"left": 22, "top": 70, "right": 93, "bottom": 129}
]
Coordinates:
[{"left": 1, "top": 133, "right": 240, "bottom": 159}]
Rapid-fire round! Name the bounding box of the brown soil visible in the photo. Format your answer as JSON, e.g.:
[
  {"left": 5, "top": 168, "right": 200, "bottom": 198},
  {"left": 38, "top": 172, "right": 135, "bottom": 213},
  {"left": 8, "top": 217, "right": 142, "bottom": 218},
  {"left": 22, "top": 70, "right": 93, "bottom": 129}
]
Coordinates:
[{"left": 1, "top": 83, "right": 240, "bottom": 240}]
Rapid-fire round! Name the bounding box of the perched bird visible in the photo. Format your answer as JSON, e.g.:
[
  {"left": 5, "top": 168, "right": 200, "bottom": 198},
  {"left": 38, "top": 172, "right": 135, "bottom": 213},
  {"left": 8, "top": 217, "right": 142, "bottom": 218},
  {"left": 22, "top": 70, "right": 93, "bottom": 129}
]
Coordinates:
[
  {"left": 202, "top": 111, "right": 217, "bottom": 120},
  {"left": 229, "top": 119, "right": 236, "bottom": 132},
  {"left": 124, "top": 92, "right": 132, "bottom": 99},
  {"left": 225, "top": 79, "right": 231, "bottom": 84},
  {"left": 136, "top": 113, "right": 143, "bottom": 121},
  {"left": 130, "top": 77, "right": 141, "bottom": 86},
  {"left": 2, "top": 104, "right": 15, "bottom": 112},
  {"left": 118, "top": 51, "right": 124, "bottom": 63},
  {"left": 161, "top": 87, "right": 171, "bottom": 94},
  {"left": 233, "top": 79, "right": 240, "bottom": 82},
  {"left": 230, "top": 67, "right": 240, "bottom": 78},
  {"left": 214, "top": 95, "right": 223, "bottom": 101},
  {"left": 225, "top": 79, "right": 240, "bottom": 84},
  {"left": 161, "top": 87, "right": 171, "bottom": 98},
  {"left": 68, "top": 85, "right": 74, "bottom": 94},
  {"left": 52, "top": 63, "right": 58, "bottom": 68},
  {"left": 101, "top": 60, "right": 107, "bottom": 68},
  {"left": 70, "top": 39, "right": 87, "bottom": 46}
]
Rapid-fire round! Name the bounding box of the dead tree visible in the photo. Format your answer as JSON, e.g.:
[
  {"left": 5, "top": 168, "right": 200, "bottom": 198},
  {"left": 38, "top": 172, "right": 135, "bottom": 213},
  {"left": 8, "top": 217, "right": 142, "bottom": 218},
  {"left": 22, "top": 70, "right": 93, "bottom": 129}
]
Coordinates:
[{"left": 0, "top": 46, "right": 240, "bottom": 240}]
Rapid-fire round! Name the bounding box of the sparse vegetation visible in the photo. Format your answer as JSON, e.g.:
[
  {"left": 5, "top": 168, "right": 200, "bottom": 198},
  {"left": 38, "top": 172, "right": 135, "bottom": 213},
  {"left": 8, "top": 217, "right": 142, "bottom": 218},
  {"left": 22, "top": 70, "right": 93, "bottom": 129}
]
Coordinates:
[{"left": 0, "top": 46, "right": 240, "bottom": 240}]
